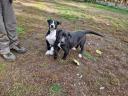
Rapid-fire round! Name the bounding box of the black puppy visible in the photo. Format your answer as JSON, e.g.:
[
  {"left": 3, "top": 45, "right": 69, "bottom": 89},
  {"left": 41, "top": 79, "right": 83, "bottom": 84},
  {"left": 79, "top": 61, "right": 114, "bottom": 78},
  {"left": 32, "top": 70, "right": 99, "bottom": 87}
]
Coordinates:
[
  {"left": 54, "top": 30, "right": 103, "bottom": 60},
  {"left": 45, "top": 19, "right": 61, "bottom": 55}
]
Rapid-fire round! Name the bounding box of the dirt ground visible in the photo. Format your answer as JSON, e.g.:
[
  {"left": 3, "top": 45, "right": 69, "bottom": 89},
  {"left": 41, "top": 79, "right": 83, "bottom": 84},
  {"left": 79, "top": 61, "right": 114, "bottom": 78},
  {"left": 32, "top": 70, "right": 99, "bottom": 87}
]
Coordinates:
[{"left": 0, "top": 0, "right": 128, "bottom": 96}]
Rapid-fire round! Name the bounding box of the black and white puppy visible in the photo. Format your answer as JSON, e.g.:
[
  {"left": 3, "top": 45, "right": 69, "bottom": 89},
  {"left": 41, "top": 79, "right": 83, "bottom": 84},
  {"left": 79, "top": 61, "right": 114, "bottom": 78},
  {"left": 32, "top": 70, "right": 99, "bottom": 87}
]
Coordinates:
[
  {"left": 45, "top": 19, "right": 61, "bottom": 55},
  {"left": 54, "top": 30, "right": 103, "bottom": 60}
]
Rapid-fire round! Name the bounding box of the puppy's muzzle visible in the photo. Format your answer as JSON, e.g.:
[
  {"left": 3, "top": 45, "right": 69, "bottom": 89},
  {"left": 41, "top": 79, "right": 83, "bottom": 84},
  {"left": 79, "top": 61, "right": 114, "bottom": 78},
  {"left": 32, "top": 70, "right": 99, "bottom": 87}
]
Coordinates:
[{"left": 51, "top": 25, "right": 54, "bottom": 28}]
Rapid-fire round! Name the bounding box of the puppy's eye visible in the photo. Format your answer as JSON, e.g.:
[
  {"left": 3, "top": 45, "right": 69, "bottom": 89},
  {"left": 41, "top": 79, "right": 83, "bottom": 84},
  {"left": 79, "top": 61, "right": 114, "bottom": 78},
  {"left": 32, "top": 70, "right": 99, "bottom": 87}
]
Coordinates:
[{"left": 61, "top": 41, "right": 64, "bottom": 44}]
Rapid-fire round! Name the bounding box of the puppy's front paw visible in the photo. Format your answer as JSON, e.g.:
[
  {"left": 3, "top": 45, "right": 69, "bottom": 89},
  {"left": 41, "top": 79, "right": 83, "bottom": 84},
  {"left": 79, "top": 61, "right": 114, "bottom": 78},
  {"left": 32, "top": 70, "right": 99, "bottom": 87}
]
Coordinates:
[
  {"left": 78, "top": 54, "right": 82, "bottom": 58},
  {"left": 49, "top": 50, "right": 54, "bottom": 55},
  {"left": 45, "top": 50, "right": 50, "bottom": 55}
]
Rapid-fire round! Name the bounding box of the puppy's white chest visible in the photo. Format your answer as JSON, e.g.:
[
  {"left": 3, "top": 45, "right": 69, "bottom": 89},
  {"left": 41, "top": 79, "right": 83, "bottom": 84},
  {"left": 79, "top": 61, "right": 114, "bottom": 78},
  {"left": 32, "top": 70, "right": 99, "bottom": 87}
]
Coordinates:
[{"left": 46, "top": 30, "right": 56, "bottom": 45}]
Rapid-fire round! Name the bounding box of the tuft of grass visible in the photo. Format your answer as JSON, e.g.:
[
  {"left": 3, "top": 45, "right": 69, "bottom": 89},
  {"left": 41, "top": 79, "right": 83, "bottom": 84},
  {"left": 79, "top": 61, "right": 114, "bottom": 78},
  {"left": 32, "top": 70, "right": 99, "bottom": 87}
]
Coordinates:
[
  {"left": 16, "top": 26, "right": 25, "bottom": 35},
  {"left": 83, "top": 51, "right": 96, "bottom": 61},
  {"left": 50, "top": 83, "right": 62, "bottom": 93},
  {"left": 0, "top": 64, "right": 6, "bottom": 72},
  {"left": 39, "top": 63, "right": 49, "bottom": 68},
  {"left": 109, "top": 72, "right": 120, "bottom": 86}
]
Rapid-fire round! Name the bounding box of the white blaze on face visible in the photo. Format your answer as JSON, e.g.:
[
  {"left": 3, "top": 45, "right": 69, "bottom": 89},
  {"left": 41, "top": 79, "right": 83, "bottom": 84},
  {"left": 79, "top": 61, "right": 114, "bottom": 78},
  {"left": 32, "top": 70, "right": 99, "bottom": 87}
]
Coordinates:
[{"left": 50, "top": 20, "right": 55, "bottom": 28}]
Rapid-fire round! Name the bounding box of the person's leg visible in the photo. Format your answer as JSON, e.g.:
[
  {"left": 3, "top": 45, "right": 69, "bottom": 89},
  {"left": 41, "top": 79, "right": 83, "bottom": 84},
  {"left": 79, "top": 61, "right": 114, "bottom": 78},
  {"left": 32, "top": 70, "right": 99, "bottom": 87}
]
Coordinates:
[
  {"left": 1, "top": 0, "right": 19, "bottom": 48},
  {"left": 0, "top": 5, "right": 10, "bottom": 54},
  {"left": 2, "top": 0, "right": 26, "bottom": 53},
  {"left": 0, "top": 1, "right": 16, "bottom": 61}
]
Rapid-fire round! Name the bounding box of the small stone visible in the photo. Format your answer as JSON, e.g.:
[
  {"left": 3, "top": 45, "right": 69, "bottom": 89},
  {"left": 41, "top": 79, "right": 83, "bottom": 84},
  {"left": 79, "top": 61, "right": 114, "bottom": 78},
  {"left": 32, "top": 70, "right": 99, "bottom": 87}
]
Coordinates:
[
  {"left": 96, "top": 50, "right": 102, "bottom": 55},
  {"left": 73, "top": 59, "right": 80, "bottom": 66},
  {"left": 79, "top": 75, "right": 83, "bottom": 79},
  {"left": 77, "top": 73, "right": 80, "bottom": 76},
  {"left": 100, "top": 86, "right": 105, "bottom": 90}
]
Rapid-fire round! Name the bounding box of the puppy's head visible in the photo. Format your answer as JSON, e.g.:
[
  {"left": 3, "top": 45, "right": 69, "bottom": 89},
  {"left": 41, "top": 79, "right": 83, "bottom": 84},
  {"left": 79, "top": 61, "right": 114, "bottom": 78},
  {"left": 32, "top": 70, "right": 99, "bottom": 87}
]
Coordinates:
[
  {"left": 47, "top": 19, "right": 61, "bottom": 30},
  {"left": 57, "top": 30, "right": 71, "bottom": 48}
]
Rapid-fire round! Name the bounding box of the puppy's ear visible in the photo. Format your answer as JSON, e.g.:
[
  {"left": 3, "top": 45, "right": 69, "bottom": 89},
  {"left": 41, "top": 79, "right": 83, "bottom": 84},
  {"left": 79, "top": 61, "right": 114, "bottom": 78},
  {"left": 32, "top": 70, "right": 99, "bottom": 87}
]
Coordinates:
[
  {"left": 62, "top": 32, "right": 67, "bottom": 37},
  {"left": 57, "top": 21, "right": 61, "bottom": 25},
  {"left": 47, "top": 19, "right": 51, "bottom": 24}
]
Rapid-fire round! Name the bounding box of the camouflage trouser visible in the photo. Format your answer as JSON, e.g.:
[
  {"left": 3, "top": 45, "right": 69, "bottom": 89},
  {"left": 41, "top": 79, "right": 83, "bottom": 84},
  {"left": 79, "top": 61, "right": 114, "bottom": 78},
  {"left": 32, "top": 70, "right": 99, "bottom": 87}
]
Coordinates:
[{"left": 0, "top": 0, "right": 19, "bottom": 54}]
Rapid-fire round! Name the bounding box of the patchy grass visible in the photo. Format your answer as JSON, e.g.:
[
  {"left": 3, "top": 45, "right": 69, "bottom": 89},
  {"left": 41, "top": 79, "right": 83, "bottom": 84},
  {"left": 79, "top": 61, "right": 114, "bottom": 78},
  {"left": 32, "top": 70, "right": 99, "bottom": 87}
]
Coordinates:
[
  {"left": 83, "top": 51, "right": 96, "bottom": 61},
  {"left": 88, "top": 3, "right": 128, "bottom": 15},
  {"left": 8, "top": 83, "right": 27, "bottom": 96},
  {"left": 16, "top": 26, "right": 25, "bottom": 35},
  {"left": 56, "top": 5, "right": 83, "bottom": 20},
  {"left": 50, "top": 83, "right": 62, "bottom": 93},
  {"left": 55, "top": 2, "right": 93, "bottom": 20},
  {"left": 8, "top": 83, "right": 43, "bottom": 96},
  {"left": 0, "top": 64, "right": 6, "bottom": 72},
  {"left": 43, "top": 0, "right": 128, "bottom": 32},
  {"left": 0, "top": 0, "right": 128, "bottom": 96},
  {"left": 108, "top": 72, "right": 120, "bottom": 86}
]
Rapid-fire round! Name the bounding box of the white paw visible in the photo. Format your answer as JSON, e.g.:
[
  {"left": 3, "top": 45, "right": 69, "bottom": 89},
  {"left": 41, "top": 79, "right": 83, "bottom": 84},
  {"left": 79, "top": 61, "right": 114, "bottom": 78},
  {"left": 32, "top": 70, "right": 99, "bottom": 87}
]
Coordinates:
[
  {"left": 45, "top": 50, "right": 51, "bottom": 55},
  {"left": 78, "top": 54, "right": 82, "bottom": 58},
  {"left": 72, "top": 47, "right": 77, "bottom": 51},
  {"left": 49, "top": 50, "right": 54, "bottom": 55}
]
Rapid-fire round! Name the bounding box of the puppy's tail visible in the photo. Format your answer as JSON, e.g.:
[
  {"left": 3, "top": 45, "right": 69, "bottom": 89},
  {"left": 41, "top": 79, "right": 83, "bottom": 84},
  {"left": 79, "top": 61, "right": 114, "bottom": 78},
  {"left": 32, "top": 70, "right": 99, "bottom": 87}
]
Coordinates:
[{"left": 84, "top": 30, "right": 104, "bottom": 37}]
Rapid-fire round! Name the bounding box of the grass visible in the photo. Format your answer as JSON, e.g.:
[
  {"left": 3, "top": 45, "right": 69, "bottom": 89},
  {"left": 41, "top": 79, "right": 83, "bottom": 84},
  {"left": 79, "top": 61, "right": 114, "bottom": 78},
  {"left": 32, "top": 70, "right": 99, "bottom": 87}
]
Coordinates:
[
  {"left": 0, "top": 0, "right": 127, "bottom": 96},
  {"left": 83, "top": 51, "right": 96, "bottom": 61},
  {"left": 90, "top": 3, "right": 128, "bottom": 15},
  {"left": 50, "top": 83, "right": 62, "bottom": 93},
  {"left": 0, "top": 64, "right": 6, "bottom": 72},
  {"left": 108, "top": 72, "right": 120, "bottom": 86},
  {"left": 56, "top": 6, "right": 93, "bottom": 21},
  {"left": 16, "top": 26, "right": 25, "bottom": 35},
  {"left": 49, "top": 1, "right": 128, "bottom": 31},
  {"left": 71, "top": 0, "right": 128, "bottom": 15},
  {"left": 8, "top": 83, "right": 27, "bottom": 96},
  {"left": 8, "top": 83, "right": 43, "bottom": 96}
]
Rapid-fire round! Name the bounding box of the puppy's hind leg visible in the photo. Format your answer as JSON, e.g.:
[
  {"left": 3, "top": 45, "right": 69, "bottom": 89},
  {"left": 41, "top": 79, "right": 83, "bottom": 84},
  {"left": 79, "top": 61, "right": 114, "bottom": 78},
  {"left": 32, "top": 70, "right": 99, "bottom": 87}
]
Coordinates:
[
  {"left": 62, "top": 47, "right": 69, "bottom": 60},
  {"left": 78, "top": 40, "right": 85, "bottom": 58},
  {"left": 72, "top": 45, "right": 79, "bottom": 51},
  {"left": 54, "top": 47, "right": 60, "bottom": 59}
]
